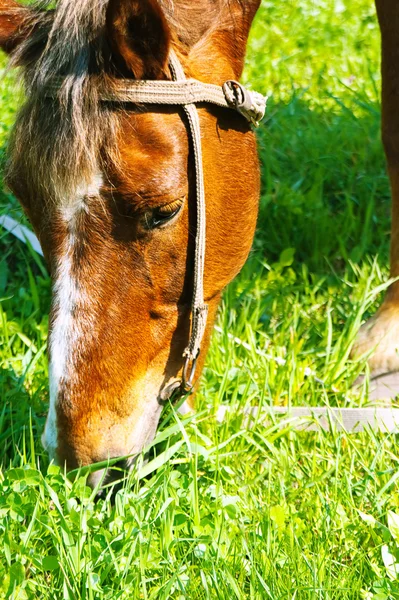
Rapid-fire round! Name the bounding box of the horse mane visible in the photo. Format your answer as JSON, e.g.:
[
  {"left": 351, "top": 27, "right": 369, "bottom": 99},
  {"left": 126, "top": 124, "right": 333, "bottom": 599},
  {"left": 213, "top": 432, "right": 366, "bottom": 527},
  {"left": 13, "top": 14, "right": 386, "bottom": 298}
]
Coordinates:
[
  {"left": 7, "top": 0, "right": 118, "bottom": 205},
  {"left": 5, "top": 0, "right": 241, "bottom": 206}
]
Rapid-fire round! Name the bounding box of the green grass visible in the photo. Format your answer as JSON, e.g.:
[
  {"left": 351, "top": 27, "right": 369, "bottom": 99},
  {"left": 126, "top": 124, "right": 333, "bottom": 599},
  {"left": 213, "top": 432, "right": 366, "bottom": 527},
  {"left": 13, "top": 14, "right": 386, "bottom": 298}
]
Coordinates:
[{"left": 1, "top": 0, "right": 399, "bottom": 597}]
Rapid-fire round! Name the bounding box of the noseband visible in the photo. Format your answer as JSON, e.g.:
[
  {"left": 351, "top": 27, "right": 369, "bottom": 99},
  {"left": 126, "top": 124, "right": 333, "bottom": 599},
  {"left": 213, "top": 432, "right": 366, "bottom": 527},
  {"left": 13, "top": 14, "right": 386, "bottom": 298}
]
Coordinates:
[{"left": 48, "top": 51, "right": 267, "bottom": 399}]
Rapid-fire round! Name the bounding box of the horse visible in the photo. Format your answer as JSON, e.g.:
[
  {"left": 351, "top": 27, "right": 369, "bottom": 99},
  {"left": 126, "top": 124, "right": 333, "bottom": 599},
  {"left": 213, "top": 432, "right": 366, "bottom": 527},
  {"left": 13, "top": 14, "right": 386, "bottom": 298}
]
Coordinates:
[
  {"left": 0, "top": 0, "right": 264, "bottom": 485},
  {"left": 0, "top": 0, "right": 396, "bottom": 485}
]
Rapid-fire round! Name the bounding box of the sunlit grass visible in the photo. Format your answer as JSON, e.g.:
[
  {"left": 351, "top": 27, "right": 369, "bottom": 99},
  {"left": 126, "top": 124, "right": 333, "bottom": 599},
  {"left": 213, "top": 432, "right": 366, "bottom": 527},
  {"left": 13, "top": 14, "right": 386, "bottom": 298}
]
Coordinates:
[{"left": 1, "top": 0, "right": 399, "bottom": 597}]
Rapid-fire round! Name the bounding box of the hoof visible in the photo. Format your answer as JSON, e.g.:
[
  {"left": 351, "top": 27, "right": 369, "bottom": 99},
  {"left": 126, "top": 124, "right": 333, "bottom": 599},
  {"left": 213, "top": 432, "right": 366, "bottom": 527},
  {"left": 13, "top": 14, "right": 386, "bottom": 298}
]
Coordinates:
[
  {"left": 352, "top": 305, "right": 399, "bottom": 377},
  {"left": 351, "top": 305, "right": 399, "bottom": 400}
]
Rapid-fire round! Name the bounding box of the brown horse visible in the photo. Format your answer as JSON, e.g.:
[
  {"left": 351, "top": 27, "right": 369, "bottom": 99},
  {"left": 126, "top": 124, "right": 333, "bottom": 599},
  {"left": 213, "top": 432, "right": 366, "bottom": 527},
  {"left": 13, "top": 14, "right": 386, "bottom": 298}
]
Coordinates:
[
  {"left": 0, "top": 0, "right": 397, "bottom": 482},
  {"left": 0, "top": 0, "right": 262, "bottom": 483},
  {"left": 352, "top": 1, "right": 399, "bottom": 388}
]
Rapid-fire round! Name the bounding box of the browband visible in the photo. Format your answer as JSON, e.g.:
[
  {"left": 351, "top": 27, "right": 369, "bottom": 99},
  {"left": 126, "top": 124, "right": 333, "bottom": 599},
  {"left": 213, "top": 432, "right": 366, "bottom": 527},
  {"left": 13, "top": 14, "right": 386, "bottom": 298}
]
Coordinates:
[{"left": 46, "top": 53, "right": 267, "bottom": 128}]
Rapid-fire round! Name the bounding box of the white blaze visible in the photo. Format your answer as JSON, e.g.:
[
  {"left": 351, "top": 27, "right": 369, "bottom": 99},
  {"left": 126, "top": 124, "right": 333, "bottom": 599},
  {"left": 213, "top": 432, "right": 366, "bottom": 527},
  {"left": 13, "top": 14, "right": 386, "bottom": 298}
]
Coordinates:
[
  {"left": 42, "top": 174, "right": 103, "bottom": 459},
  {"left": 42, "top": 250, "right": 80, "bottom": 459},
  {"left": 41, "top": 171, "right": 180, "bottom": 467}
]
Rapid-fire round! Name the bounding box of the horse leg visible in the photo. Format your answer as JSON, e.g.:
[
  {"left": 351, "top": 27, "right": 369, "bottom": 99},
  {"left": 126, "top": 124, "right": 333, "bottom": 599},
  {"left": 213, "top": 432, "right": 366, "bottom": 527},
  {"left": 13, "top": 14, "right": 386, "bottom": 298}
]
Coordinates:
[{"left": 352, "top": 0, "right": 399, "bottom": 398}]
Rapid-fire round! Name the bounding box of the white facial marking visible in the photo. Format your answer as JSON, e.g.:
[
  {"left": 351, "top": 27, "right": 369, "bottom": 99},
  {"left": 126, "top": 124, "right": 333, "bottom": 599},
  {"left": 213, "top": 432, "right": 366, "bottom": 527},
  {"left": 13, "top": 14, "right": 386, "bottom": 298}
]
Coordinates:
[
  {"left": 78, "top": 172, "right": 104, "bottom": 199},
  {"left": 42, "top": 173, "right": 103, "bottom": 458},
  {"left": 61, "top": 172, "right": 102, "bottom": 226},
  {"left": 43, "top": 242, "right": 82, "bottom": 458},
  {"left": 43, "top": 171, "right": 175, "bottom": 468}
]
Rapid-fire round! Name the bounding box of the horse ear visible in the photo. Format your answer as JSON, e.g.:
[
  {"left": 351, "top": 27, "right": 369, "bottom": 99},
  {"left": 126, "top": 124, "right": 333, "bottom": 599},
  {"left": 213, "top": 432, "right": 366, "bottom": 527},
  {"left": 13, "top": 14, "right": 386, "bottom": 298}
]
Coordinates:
[
  {"left": 106, "top": 0, "right": 171, "bottom": 80},
  {"left": 193, "top": 0, "right": 261, "bottom": 80},
  {"left": 0, "top": 0, "right": 32, "bottom": 54}
]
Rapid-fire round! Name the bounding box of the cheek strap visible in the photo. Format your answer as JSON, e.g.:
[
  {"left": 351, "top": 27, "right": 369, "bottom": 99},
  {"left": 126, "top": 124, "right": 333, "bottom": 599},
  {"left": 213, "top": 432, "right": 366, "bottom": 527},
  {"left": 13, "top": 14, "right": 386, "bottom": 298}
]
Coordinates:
[{"left": 167, "top": 52, "right": 209, "bottom": 393}]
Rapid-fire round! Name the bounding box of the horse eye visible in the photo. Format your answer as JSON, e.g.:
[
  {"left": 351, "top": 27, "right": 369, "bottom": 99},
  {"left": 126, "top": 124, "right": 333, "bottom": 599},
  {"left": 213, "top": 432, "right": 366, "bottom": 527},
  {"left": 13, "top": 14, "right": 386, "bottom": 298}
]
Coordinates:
[{"left": 148, "top": 198, "right": 184, "bottom": 229}]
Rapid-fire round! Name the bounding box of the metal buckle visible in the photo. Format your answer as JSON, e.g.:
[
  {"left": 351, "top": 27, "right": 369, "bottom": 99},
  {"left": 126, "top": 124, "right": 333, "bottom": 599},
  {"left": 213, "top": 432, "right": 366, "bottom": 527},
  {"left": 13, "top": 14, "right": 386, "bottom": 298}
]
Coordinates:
[
  {"left": 223, "top": 80, "right": 266, "bottom": 128},
  {"left": 181, "top": 353, "right": 199, "bottom": 394},
  {"left": 159, "top": 353, "right": 199, "bottom": 404}
]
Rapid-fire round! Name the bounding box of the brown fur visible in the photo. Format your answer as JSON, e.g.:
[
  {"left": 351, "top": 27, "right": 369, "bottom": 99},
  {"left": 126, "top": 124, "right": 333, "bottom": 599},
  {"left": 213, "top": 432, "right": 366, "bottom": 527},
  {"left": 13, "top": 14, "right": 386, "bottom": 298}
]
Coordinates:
[
  {"left": 0, "top": 0, "right": 33, "bottom": 51},
  {"left": 349, "top": 1, "right": 399, "bottom": 378},
  {"left": 375, "top": 0, "right": 399, "bottom": 299},
  {"left": 0, "top": 0, "right": 261, "bottom": 471}
]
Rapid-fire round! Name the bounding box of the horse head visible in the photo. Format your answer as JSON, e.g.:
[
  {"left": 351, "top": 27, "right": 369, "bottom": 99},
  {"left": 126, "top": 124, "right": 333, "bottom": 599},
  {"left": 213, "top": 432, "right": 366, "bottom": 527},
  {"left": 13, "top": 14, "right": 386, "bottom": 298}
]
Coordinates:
[{"left": 0, "top": 0, "right": 261, "bottom": 484}]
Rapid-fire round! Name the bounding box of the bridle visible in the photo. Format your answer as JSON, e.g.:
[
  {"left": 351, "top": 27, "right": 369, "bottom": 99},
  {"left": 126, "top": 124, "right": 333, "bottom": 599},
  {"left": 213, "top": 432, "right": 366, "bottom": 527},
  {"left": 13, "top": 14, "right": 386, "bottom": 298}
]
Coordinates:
[{"left": 48, "top": 50, "right": 267, "bottom": 399}]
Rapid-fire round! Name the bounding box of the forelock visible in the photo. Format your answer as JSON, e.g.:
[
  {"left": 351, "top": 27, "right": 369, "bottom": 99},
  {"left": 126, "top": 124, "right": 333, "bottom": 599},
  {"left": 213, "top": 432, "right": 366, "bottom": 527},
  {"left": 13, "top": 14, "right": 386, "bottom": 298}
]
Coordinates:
[{"left": 6, "top": 0, "right": 117, "bottom": 205}]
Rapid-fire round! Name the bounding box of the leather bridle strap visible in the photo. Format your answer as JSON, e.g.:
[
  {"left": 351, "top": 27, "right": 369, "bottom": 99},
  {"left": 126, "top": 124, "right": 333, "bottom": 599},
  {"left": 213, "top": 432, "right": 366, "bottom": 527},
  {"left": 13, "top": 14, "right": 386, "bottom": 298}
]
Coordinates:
[
  {"left": 46, "top": 55, "right": 267, "bottom": 128},
  {"left": 46, "top": 51, "right": 267, "bottom": 395},
  {"left": 101, "top": 77, "right": 267, "bottom": 127},
  {"left": 168, "top": 52, "right": 209, "bottom": 393}
]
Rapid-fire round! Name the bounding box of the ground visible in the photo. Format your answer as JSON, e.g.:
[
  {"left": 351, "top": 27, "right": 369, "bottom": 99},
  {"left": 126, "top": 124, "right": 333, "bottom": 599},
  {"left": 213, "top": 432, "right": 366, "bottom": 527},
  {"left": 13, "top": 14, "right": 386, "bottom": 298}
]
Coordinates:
[{"left": 1, "top": 0, "right": 399, "bottom": 598}]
